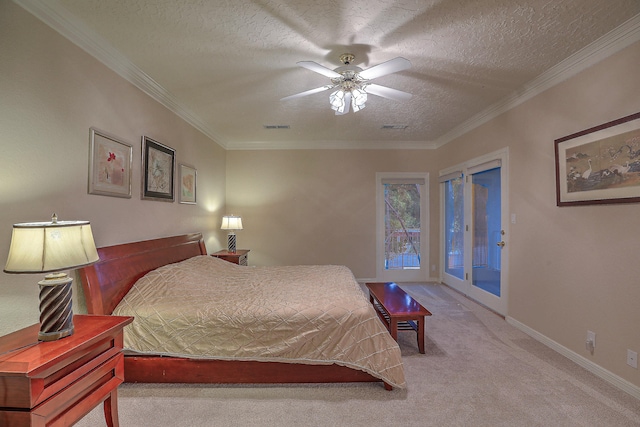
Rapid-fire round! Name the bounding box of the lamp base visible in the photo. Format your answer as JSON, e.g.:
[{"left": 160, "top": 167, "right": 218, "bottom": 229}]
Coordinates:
[
  {"left": 227, "top": 232, "right": 237, "bottom": 253},
  {"left": 38, "top": 273, "right": 74, "bottom": 341}
]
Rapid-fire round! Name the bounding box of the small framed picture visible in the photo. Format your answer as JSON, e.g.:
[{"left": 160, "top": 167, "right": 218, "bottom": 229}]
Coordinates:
[
  {"left": 88, "top": 128, "right": 133, "bottom": 198},
  {"left": 555, "top": 112, "right": 640, "bottom": 206},
  {"left": 179, "top": 164, "right": 197, "bottom": 204},
  {"left": 142, "top": 136, "right": 175, "bottom": 202}
]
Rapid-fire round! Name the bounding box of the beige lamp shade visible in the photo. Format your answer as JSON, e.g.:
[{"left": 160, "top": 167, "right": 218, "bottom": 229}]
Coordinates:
[
  {"left": 4, "top": 218, "right": 99, "bottom": 274},
  {"left": 220, "top": 215, "right": 243, "bottom": 231}
]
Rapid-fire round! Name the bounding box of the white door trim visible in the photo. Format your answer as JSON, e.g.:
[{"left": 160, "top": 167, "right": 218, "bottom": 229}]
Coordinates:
[
  {"left": 375, "top": 172, "right": 430, "bottom": 282},
  {"left": 439, "top": 147, "right": 509, "bottom": 315}
]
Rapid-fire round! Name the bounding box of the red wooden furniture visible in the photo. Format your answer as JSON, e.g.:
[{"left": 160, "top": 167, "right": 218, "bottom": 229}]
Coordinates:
[
  {"left": 78, "top": 234, "right": 389, "bottom": 389},
  {"left": 0, "top": 315, "right": 133, "bottom": 427},
  {"left": 366, "top": 282, "right": 432, "bottom": 354},
  {"left": 210, "top": 249, "right": 249, "bottom": 265}
]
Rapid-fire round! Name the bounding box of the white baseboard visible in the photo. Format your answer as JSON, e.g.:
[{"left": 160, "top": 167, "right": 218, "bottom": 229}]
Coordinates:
[
  {"left": 356, "top": 277, "right": 441, "bottom": 284},
  {"left": 506, "top": 316, "right": 640, "bottom": 400}
]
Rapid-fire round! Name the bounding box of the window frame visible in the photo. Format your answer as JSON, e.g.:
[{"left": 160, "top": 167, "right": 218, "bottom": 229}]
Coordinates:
[{"left": 375, "top": 172, "right": 430, "bottom": 282}]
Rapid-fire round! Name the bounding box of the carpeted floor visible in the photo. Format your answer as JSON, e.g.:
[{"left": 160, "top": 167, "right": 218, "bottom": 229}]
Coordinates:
[{"left": 77, "top": 283, "right": 640, "bottom": 426}]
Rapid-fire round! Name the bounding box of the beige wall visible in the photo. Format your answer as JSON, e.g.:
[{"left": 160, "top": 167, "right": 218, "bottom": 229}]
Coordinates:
[
  {"left": 225, "top": 149, "right": 441, "bottom": 278},
  {"left": 1, "top": 0, "right": 638, "bottom": 392},
  {"left": 227, "top": 43, "right": 640, "bottom": 389},
  {"left": 0, "top": 1, "right": 227, "bottom": 335},
  {"left": 438, "top": 41, "right": 640, "bottom": 387}
]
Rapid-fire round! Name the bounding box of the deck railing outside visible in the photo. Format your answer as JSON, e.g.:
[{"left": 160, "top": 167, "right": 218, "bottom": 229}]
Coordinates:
[{"left": 385, "top": 229, "right": 420, "bottom": 269}]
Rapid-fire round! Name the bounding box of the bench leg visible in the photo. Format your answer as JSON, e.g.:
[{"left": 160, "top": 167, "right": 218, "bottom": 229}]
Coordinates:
[
  {"left": 390, "top": 318, "right": 398, "bottom": 342},
  {"left": 417, "top": 318, "right": 425, "bottom": 354}
]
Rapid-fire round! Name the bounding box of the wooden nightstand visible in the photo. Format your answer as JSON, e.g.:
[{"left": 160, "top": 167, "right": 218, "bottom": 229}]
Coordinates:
[
  {"left": 0, "top": 314, "right": 133, "bottom": 427},
  {"left": 211, "top": 249, "right": 249, "bottom": 266}
]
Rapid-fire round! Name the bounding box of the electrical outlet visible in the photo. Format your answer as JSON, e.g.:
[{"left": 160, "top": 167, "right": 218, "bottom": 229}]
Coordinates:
[
  {"left": 585, "top": 331, "right": 596, "bottom": 353},
  {"left": 587, "top": 331, "right": 596, "bottom": 346},
  {"left": 628, "top": 350, "right": 638, "bottom": 369}
]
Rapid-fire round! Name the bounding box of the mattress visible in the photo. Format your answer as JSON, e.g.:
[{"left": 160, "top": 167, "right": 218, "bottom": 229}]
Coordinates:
[{"left": 111, "top": 255, "right": 406, "bottom": 388}]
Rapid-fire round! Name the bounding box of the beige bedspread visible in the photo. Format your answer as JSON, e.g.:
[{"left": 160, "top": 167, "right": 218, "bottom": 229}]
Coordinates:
[{"left": 112, "top": 255, "right": 406, "bottom": 388}]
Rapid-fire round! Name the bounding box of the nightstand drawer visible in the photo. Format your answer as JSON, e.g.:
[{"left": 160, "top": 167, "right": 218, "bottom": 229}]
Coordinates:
[
  {"left": 0, "top": 315, "right": 132, "bottom": 427},
  {"left": 32, "top": 352, "right": 124, "bottom": 426},
  {"left": 1, "top": 335, "right": 120, "bottom": 409}
]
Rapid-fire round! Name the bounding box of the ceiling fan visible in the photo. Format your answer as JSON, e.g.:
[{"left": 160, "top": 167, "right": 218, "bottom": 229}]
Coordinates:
[{"left": 281, "top": 53, "right": 412, "bottom": 115}]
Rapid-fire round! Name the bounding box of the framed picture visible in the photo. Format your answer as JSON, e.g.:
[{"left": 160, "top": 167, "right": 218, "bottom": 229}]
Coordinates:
[
  {"left": 555, "top": 112, "right": 640, "bottom": 206},
  {"left": 179, "top": 164, "right": 197, "bottom": 204},
  {"left": 88, "top": 127, "right": 133, "bottom": 198},
  {"left": 142, "top": 136, "right": 175, "bottom": 202}
]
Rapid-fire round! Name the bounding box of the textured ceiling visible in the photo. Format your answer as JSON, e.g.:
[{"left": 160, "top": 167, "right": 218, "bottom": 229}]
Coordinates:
[{"left": 22, "top": 0, "right": 640, "bottom": 149}]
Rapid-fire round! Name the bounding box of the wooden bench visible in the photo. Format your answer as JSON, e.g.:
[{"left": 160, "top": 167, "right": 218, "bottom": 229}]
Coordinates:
[{"left": 366, "top": 282, "right": 432, "bottom": 354}]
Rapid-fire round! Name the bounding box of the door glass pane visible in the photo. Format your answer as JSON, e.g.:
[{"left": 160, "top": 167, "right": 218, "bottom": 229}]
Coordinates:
[
  {"left": 472, "top": 168, "right": 501, "bottom": 296},
  {"left": 444, "top": 177, "right": 464, "bottom": 279},
  {"left": 384, "top": 183, "right": 421, "bottom": 270}
]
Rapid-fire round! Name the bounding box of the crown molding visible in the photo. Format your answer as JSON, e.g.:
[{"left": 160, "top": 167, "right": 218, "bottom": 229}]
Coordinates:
[
  {"left": 15, "top": 1, "right": 640, "bottom": 151},
  {"left": 14, "top": 0, "right": 229, "bottom": 149},
  {"left": 433, "top": 13, "right": 640, "bottom": 149},
  {"left": 243, "top": 14, "right": 640, "bottom": 151},
  {"left": 226, "top": 139, "right": 438, "bottom": 150}
]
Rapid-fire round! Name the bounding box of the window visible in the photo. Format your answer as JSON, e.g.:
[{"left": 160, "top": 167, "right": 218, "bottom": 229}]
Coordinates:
[
  {"left": 443, "top": 175, "right": 464, "bottom": 280},
  {"left": 383, "top": 182, "right": 422, "bottom": 270},
  {"left": 376, "top": 173, "right": 429, "bottom": 281}
]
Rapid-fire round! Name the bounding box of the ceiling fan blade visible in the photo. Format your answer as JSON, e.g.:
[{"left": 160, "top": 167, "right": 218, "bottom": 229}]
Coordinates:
[
  {"left": 297, "top": 61, "right": 341, "bottom": 78},
  {"left": 358, "top": 57, "right": 411, "bottom": 80},
  {"left": 365, "top": 84, "right": 412, "bottom": 102},
  {"left": 281, "top": 85, "right": 334, "bottom": 101}
]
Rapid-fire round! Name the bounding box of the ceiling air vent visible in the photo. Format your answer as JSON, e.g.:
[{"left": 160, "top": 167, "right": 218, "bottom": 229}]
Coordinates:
[
  {"left": 381, "top": 125, "right": 408, "bottom": 130},
  {"left": 263, "top": 125, "right": 290, "bottom": 129}
]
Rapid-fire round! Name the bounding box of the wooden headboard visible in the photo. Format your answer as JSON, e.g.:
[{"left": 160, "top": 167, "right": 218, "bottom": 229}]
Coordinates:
[{"left": 78, "top": 233, "right": 207, "bottom": 315}]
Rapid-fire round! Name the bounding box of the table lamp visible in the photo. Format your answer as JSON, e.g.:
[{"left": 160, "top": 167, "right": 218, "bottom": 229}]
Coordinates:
[
  {"left": 220, "top": 215, "right": 242, "bottom": 253},
  {"left": 4, "top": 214, "right": 99, "bottom": 341}
]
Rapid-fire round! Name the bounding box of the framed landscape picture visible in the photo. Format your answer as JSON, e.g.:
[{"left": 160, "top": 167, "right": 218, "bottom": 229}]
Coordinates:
[
  {"left": 555, "top": 112, "right": 640, "bottom": 206},
  {"left": 142, "top": 136, "right": 175, "bottom": 202},
  {"left": 179, "top": 164, "right": 197, "bottom": 204},
  {"left": 88, "top": 127, "right": 133, "bottom": 198}
]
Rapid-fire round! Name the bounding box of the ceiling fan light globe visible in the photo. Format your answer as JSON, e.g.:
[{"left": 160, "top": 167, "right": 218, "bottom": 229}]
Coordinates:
[
  {"left": 351, "top": 88, "right": 367, "bottom": 112},
  {"left": 351, "top": 102, "right": 365, "bottom": 113},
  {"left": 330, "top": 89, "right": 346, "bottom": 112},
  {"left": 353, "top": 88, "right": 367, "bottom": 103}
]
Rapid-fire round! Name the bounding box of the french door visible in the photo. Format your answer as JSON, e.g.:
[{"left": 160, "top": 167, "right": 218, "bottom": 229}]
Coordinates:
[
  {"left": 376, "top": 173, "right": 429, "bottom": 282},
  {"left": 440, "top": 149, "right": 509, "bottom": 315}
]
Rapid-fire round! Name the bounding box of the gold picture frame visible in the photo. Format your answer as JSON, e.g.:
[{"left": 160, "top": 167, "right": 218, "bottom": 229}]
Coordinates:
[{"left": 179, "top": 164, "right": 197, "bottom": 204}]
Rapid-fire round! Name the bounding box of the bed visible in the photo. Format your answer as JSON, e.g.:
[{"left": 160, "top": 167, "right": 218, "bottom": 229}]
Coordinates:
[{"left": 78, "top": 233, "right": 406, "bottom": 389}]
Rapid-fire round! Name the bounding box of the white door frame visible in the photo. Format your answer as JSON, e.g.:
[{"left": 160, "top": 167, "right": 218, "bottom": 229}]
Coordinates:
[
  {"left": 439, "top": 148, "right": 509, "bottom": 315},
  {"left": 376, "top": 172, "right": 430, "bottom": 282}
]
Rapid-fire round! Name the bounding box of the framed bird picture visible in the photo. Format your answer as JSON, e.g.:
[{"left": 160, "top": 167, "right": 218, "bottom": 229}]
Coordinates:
[{"left": 555, "top": 112, "right": 640, "bottom": 206}]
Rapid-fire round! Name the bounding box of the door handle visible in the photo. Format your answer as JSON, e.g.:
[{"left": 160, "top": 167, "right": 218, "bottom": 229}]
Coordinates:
[{"left": 497, "top": 241, "right": 505, "bottom": 248}]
